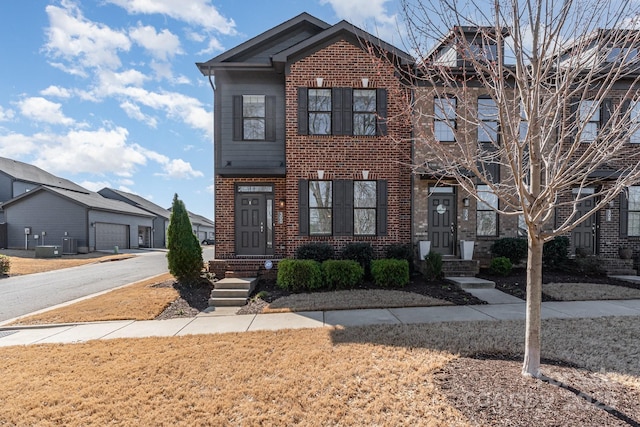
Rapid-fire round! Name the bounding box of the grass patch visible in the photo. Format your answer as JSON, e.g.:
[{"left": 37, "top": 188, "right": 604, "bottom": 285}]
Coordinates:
[
  {"left": 0, "top": 316, "right": 638, "bottom": 425},
  {"left": 0, "top": 249, "right": 134, "bottom": 276},
  {"left": 8, "top": 273, "right": 177, "bottom": 325},
  {"left": 542, "top": 283, "right": 640, "bottom": 301},
  {"left": 263, "top": 289, "right": 452, "bottom": 313}
]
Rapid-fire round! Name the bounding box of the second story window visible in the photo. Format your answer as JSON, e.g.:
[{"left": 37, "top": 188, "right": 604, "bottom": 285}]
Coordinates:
[
  {"left": 434, "top": 97, "right": 456, "bottom": 142},
  {"left": 242, "top": 95, "right": 266, "bottom": 140},
  {"left": 579, "top": 100, "right": 600, "bottom": 142},
  {"left": 630, "top": 100, "right": 640, "bottom": 144},
  {"left": 308, "top": 89, "right": 332, "bottom": 135},
  {"left": 353, "top": 90, "right": 377, "bottom": 136},
  {"left": 478, "top": 97, "right": 499, "bottom": 143}
]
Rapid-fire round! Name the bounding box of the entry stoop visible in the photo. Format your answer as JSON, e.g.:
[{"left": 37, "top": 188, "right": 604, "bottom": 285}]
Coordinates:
[
  {"left": 209, "top": 277, "right": 257, "bottom": 307},
  {"left": 446, "top": 276, "right": 496, "bottom": 289}
]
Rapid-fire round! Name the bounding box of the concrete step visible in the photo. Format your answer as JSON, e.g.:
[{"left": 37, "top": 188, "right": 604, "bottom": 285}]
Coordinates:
[
  {"left": 211, "top": 289, "right": 251, "bottom": 298},
  {"left": 215, "top": 277, "right": 256, "bottom": 290},
  {"left": 208, "top": 297, "right": 249, "bottom": 307},
  {"left": 445, "top": 276, "right": 496, "bottom": 289}
]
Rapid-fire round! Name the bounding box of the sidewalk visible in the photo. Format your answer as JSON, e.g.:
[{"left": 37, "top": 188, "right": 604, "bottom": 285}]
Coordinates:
[{"left": 1, "top": 297, "right": 640, "bottom": 347}]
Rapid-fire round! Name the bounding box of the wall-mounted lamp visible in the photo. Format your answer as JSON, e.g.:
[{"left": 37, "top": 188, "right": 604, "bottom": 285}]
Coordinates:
[
  {"left": 361, "top": 77, "right": 369, "bottom": 88},
  {"left": 609, "top": 200, "right": 615, "bottom": 208},
  {"left": 362, "top": 170, "right": 369, "bottom": 180},
  {"left": 279, "top": 199, "right": 286, "bottom": 208},
  {"left": 317, "top": 170, "right": 324, "bottom": 180},
  {"left": 90, "top": 222, "right": 95, "bottom": 227},
  {"left": 316, "top": 77, "right": 324, "bottom": 87},
  {"left": 463, "top": 197, "right": 470, "bottom": 207}
]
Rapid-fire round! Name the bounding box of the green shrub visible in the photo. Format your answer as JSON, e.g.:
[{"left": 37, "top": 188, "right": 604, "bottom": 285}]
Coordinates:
[
  {"left": 371, "top": 259, "right": 409, "bottom": 288},
  {"left": 424, "top": 251, "right": 443, "bottom": 281},
  {"left": 276, "top": 259, "right": 323, "bottom": 291},
  {"left": 543, "top": 236, "right": 570, "bottom": 268},
  {"left": 322, "top": 260, "right": 364, "bottom": 289},
  {"left": 166, "top": 193, "right": 203, "bottom": 287},
  {"left": 490, "top": 256, "right": 513, "bottom": 276},
  {"left": 385, "top": 243, "right": 414, "bottom": 273},
  {"left": 341, "top": 243, "right": 375, "bottom": 276},
  {"left": 0, "top": 255, "right": 9, "bottom": 275},
  {"left": 296, "top": 243, "right": 334, "bottom": 262},
  {"left": 490, "top": 238, "right": 528, "bottom": 265}
]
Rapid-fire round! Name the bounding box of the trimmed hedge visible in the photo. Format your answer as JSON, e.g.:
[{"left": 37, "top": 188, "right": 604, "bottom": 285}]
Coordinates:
[
  {"left": 543, "top": 236, "right": 570, "bottom": 268},
  {"left": 490, "top": 238, "right": 527, "bottom": 265},
  {"left": 341, "top": 243, "right": 375, "bottom": 277},
  {"left": 296, "top": 243, "right": 335, "bottom": 263},
  {"left": 424, "top": 251, "right": 443, "bottom": 281},
  {"left": 276, "top": 259, "right": 323, "bottom": 291},
  {"left": 490, "top": 256, "right": 513, "bottom": 276},
  {"left": 371, "top": 259, "right": 409, "bottom": 288},
  {"left": 322, "top": 260, "right": 364, "bottom": 289},
  {"left": 0, "top": 255, "right": 9, "bottom": 275},
  {"left": 385, "top": 243, "right": 414, "bottom": 273}
]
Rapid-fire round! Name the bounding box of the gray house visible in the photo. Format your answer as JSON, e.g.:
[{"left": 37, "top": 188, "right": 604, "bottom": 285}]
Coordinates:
[
  {"left": 188, "top": 211, "right": 215, "bottom": 243},
  {"left": 2, "top": 186, "right": 154, "bottom": 252},
  {"left": 99, "top": 188, "right": 171, "bottom": 248}
]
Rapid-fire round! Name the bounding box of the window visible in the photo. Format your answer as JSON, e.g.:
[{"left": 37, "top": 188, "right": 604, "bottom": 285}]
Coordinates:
[
  {"left": 478, "top": 98, "right": 499, "bottom": 143},
  {"left": 354, "top": 181, "right": 377, "bottom": 235},
  {"left": 469, "top": 42, "right": 498, "bottom": 62},
  {"left": 606, "top": 47, "right": 638, "bottom": 63},
  {"left": 242, "top": 95, "right": 265, "bottom": 140},
  {"left": 477, "top": 185, "right": 498, "bottom": 236},
  {"left": 434, "top": 97, "right": 456, "bottom": 142},
  {"left": 579, "top": 100, "right": 600, "bottom": 142},
  {"left": 353, "top": 90, "right": 377, "bottom": 136},
  {"left": 628, "top": 186, "right": 640, "bottom": 236},
  {"left": 630, "top": 100, "right": 640, "bottom": 144},
  {"left": 309, "top": 180, "right": 332, "bottom": 235},
  {"left": 308, "top": 89, "right": 331, "bottom": 135}
]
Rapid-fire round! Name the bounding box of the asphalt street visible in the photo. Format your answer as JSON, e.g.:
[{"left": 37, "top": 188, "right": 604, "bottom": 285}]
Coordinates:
[{"left": 0, "top": 247, "right": 214, "bottom": 322}]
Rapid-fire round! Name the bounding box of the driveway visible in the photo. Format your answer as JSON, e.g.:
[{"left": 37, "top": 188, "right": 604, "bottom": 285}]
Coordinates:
[{"left": 0, "top": 247, "right": 214, "bottom": 322}]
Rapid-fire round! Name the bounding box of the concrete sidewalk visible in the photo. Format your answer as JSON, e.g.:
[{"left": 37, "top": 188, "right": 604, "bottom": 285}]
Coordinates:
[{"left": 2, "top": 298, "right": 640, "bottom": 347}]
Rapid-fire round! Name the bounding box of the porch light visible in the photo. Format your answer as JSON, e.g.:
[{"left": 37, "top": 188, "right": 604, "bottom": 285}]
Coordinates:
[
  {"left": 279, "top": 199, "right": 286, "bottom": 208},
  {"left": 361, "top": 77, "right": 369, "bottom": 88},
  {"left": 362, "top": 170, "right": 369, "bottom": 180},
  {"left": 463, "top": 197, "right": 470, "bottom": 207},
  {"left": 316, "top": 77, "right": 323, "bottom": 87},
  {"left": 317, "top": 170, "right": 324, "bottom": 179}
]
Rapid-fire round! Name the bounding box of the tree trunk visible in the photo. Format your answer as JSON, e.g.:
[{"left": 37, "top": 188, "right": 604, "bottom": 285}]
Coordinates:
[{"left": 522, "top": 235, "right": 543, "bottom": 378}]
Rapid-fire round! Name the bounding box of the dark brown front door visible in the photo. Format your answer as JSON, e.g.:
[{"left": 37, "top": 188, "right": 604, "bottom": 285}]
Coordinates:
[
  {"left": 429, "top": 191, "right": 456, "bottom": 255},
  {"left": 236, "top": 194, "right": 266, "bottom": 255},
  {"left": 571, "top": 197, "right": 597, "bottom": 255}
]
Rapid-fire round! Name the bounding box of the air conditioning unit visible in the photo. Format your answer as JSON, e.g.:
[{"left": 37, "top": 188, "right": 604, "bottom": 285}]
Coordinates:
[{"left": 62, "top": 237, "right": 78, "bottom": 255}]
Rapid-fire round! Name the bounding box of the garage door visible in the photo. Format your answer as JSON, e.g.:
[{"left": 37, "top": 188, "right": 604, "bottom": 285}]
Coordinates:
[{"left": 95, "top": 223, "right": 129, "bottom": 250}]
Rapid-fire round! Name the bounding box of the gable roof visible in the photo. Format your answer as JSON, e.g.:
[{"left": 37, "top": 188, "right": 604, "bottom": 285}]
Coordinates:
[
  {"left": 2, "top": 186, "right": 154, "bottom": 217},
  {"left": 188, "top": 211, "right": 215, "bottom": 227},
  {"left": 197, "top": 12, "right": 414, "bottom": 75},
  {"left": 98, "top": 188, "right": 171, "bottom": 219},
  {"left": 0, "top": 157, "right": 89, "bottom": 194}
]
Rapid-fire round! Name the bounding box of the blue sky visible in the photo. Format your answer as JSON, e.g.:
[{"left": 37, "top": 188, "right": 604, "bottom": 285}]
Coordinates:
[{"left": 0, "top": 0, "right": 403, "bottom": 221}]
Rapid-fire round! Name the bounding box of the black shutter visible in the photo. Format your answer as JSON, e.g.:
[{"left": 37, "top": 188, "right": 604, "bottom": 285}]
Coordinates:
[
  {"left": 333, "top": 180, "right": 345, "bottom": 235},
  {"left": 600, "top": 98, "right": 612, "bottom": 140},
  {"left": 620, "top": 190, "right": 629, "bottom": 237},
  {"left": 621, "top": 99, "right": 632, "bottom": 141},
  {"left": 298, "top": 179, "right": 309, "bottom": 236},
  {"left": 377, "top": 180, "right": 388, "bottom": 236},
  {"left": 332, "top": 88, "right": 343, "bottom": 135},
  {"left": 233, "top": 95, "right": 243, "bottom": 141},
  {"left": 344, "top": 180, "right": 354, "bottom": 235},
  {"left": 376, "top": 88, "right": 388, "bottom": 136},
  {"left": 297, "top": 88, "right": 308, "bottom": 135},
  {"left": 343, "top": 88, "right": 353, "bottom": 136},
  {"left": 265, "top": 96, "right": 276, "bottom": 141},
  {"left": 570, "top": 98, "right": 579, "bottom": 141}
]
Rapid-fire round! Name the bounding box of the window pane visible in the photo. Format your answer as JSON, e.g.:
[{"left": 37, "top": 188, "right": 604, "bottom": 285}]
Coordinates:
[
  {"left": 631, "top": 101, "right": 640, "bottom": 143},
  {"left": 478, "top": 98, "right": 498, "bottom": 120},
  {"left": 243, "top": 119, "right": 265, "bottom": 140},
  {"left": 477, "top": 211, "right": 497, "bottom": 236},
  {"left": 243, "top": 95, "right": 265, "bottom": 117},
  {"left": 354, "top": 113, "right": 376, "bottom": 136},
  {"left": 354, "top": 181, "right": 376, "bottom": 207},
  {"left": 581, "top": 122, "right": 598, "bottom": 142},
  {"left": 309, "top": 181, "right": 332, "bottom": 208},
  {"left": 309, "top": 113, "right": 331, "bottom": 135},
  {"left": 478, "top": 98, "right": 498, "bottom": 143},
  {"left": 310, "top": 209, "right": 332, "bottom": 235},
  {"left": 353, "top": 90, "right": 376, "bottom": 112},
  {"left": 435, "top": 98, "right": 456, "bottom": 119},
  {"left": 579, "top": 100, "right": 599, "bottom": 121},
  {"left": 309, "top": 89, "right": 331, "bottom": 111},
  {"left": 629, "top": 186, "right": 640, "bottom": 210},
  {"left": 354, "top": 209, "right": 376, "bottom": 235},
  {"left": 478, "top": 121, "right": 498, "bottom": 142},
  {"left": 435, "top": 122, "right": 455, "bottom": 142}
]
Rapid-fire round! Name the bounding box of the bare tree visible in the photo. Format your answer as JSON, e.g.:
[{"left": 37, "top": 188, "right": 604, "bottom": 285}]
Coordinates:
[{"left": 400, "top": 0, "right": 640, "bottom": 377}]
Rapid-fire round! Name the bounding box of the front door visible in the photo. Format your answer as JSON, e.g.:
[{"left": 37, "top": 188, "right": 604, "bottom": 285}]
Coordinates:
[
  {"left": 571, "top": 197, "right": 598, "bottom": 255},
  {"left": 428, "top": 189, "right": 456, "bottom": 255},
  {"left": 235, "top": 191, "right": 274, "bottom": 256}
]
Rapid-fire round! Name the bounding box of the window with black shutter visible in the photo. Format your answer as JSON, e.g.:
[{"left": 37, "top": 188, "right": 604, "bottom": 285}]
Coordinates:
[{"left": 232, "top": 95, "right": 276, "bottom": 141}]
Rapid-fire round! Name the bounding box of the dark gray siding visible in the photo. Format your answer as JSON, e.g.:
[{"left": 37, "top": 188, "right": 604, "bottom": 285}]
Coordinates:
[
  {"left": 152, "top": 217, "right": 167, "bottom": 248},
  {"left": 216, "top": 70, "right": 285, "bottom": 175},
  {"left": 13, "top": 181, "right": 39, "bottom": 197},
  {"left": 4, "top": 191, "right": 88, "bottom": 249},
  {"left": 0, "top": 173, "right": 13, "bottom": 202},
  {"left": 233, "top": 28, "right": 320, "bottom": 64},
  {"left": 88, "top": 211, "right": 153, "bottom": 251}
]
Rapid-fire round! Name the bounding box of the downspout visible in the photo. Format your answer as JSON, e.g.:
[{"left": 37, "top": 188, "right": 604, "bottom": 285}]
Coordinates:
[{"left": 207, "top": 66, "right": 216, "bottom": 258}]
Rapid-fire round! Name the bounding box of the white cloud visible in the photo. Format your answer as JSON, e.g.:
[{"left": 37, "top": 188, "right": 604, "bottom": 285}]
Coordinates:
[
  {"left": 40, "top": 86, "right": 72, "bottom": 98},
  {"left": 156, "top": 158, "right": 204, "bottom": 179},
  {"left": 120, "top": 101, "right": 158, "bottom": 128},
  {"left": 106, "top": 0, "right": 236, "bottom": 34},
  {"left": 129, "top": 23, "right": 182, "bottom": 61},
  {"left": 0, "top": 132, "right": 38, "bottom": 157},
  {"left": 119, "top": 178, "right": 134, "bottom": 186},
  {"left": 79, "top": 180, "right": 112, "bottom": 192},
  {"left": 320, "top": 0, "right": 401, "bottom": 44},
  {"left": 197, "top": 38, "right": 224, "bottom": 55},
  {"left": 44, "top": 2, "right": 131, "bottom": 72},
  {"left": 0, "top": 106, "right": 15, "bottom": 122},
  {"left": 17, "top": 97, "right": 75, "bottom": 126}
]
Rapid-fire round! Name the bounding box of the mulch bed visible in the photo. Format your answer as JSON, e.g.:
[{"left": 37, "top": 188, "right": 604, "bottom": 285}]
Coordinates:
[{"left": 154, "top": 278, "right": 214, "bottom": 320}]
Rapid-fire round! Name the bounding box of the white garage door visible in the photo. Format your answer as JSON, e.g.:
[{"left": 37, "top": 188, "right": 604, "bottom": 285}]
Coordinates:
[{"left": 95, "top": 223, "right": 129, "bottom": 250}]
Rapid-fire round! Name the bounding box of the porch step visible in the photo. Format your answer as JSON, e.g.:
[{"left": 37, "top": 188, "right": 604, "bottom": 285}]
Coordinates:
[
  {"left": 209, "top": 277, "right": 257, "bottom": 307},
  {"left": 446, "top": 276, "right": 496, "bottom": 289}
]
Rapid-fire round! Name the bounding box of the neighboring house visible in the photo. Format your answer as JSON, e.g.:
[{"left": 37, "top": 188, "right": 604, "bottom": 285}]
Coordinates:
[
  {"left": 2, "top": 186, "right": 154, "bottom": 251},
  {"left": 99, "top": 188, "right": 171, "bottom": 248},
  {"left": 197, "top": 13, "right": 414, "bottom": 273},
  {"left": 0, "top": 156, "right": 89, "bottom": 222},
  {"left": 188, "top": 211, "right": 215, "bottom": 243}
]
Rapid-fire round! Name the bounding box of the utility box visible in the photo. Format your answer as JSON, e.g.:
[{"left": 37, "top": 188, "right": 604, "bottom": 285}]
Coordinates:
[
  {"left": 62, "top": 237, "right": 78, "bottom": 255},
  {"left": 35, "top": 245, "right": 62, "bottom": 258}
]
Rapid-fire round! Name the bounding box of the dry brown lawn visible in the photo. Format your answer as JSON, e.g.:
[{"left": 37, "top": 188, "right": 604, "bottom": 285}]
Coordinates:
[
  {"left": 543, "top": 282, "right": 640, "bottom": 301},
  {"left": 0, "top": 249, "right": 134, "bottom": 276},
  {"left": 1, "top": 316, "right": 638, "bottom": 426},
  {"left": 263, "top": 289, "right": 452, "bottom": 313},
  {"left": 8, "top": 273, "right": 177, "bottom": 326}
]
